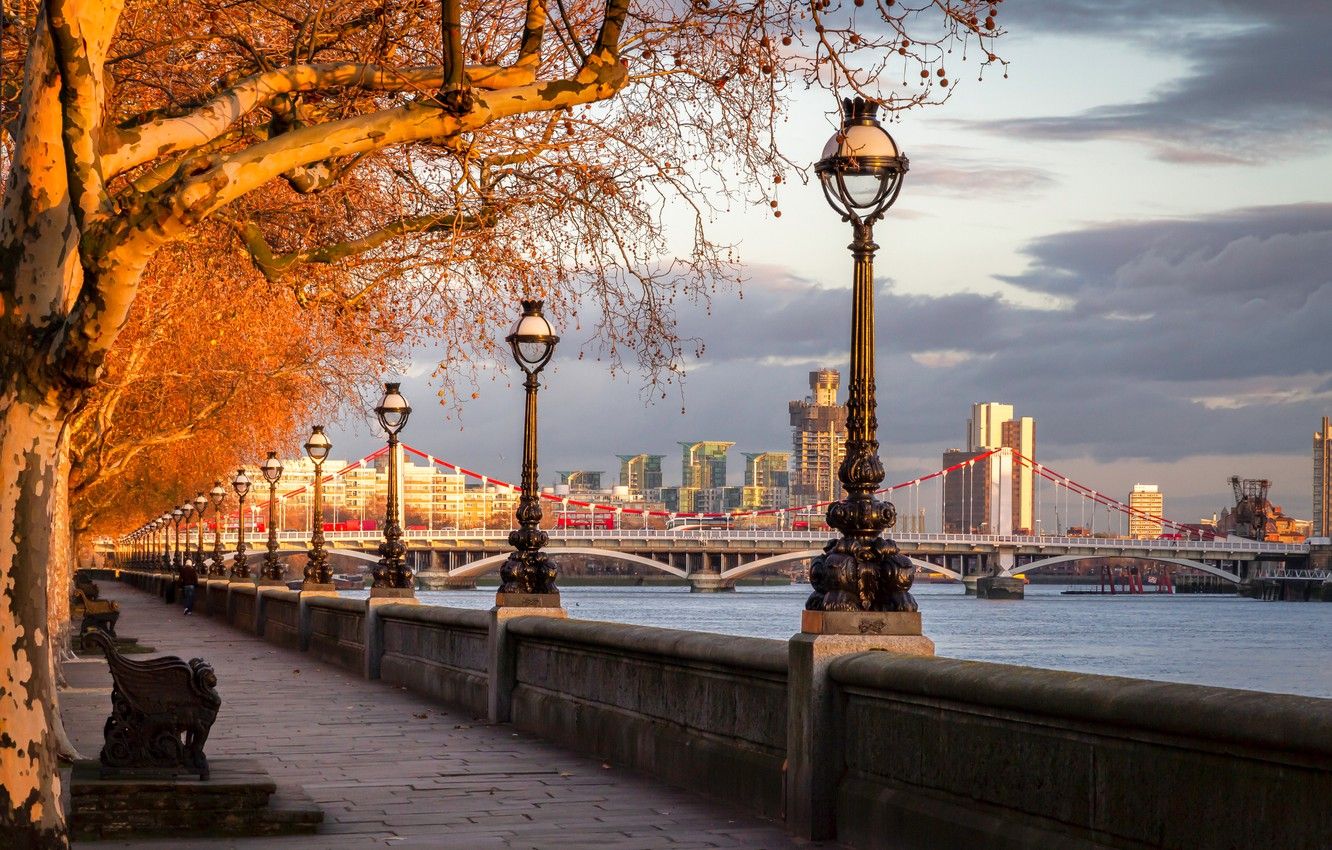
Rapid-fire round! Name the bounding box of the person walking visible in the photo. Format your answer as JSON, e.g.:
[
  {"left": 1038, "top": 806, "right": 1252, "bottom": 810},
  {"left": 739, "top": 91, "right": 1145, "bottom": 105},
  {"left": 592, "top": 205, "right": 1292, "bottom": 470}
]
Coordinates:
[{"left": 179, "top": 560, "right": 199, "bottom": 615}]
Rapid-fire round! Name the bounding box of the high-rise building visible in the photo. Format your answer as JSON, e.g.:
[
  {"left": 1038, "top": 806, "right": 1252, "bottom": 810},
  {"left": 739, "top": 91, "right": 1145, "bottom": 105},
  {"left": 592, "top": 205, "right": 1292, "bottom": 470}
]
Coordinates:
[
  {"left": 1128, "top": 484, "right": 1164, "bottom": 539},
  {"left": 556, "top": 470, "right": 602, "bottom": 492},
  {"left": 942, "top": 449, "right": 992, "bottom": 533},
  {"left": 680, "top": 441, "right": 733, "bottom": 489},
  {"left": 1001, "top": 417, "right": 1036, "bottom": 533},
  {"left": 1316, "top": 417, "right": 1332, "bottom": 537},
  {"left": 742, "top": 451, "right": 791, "bottom": 510},
  {"left": 951, "top": 402, "right": 1037, "bottom": 534},
  {"left": 618, "top": 453, "right": 664, "bottom": 496},
  {"left": 789, "top": 370, "right": 847, "bottom": 507},
  {"left": 968, "top": 402, "right": 1015, "bottom": 451}
]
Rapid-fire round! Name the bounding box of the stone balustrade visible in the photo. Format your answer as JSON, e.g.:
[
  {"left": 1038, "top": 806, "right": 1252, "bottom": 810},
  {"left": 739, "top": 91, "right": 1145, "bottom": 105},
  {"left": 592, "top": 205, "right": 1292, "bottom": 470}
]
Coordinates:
[{"left": 113, "top": 569, "right": 1332, "bottom": 850}]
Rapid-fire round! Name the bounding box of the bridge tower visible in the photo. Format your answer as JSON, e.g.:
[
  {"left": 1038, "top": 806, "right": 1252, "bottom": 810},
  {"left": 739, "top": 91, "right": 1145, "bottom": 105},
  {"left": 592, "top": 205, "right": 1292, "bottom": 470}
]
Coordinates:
[{"left": 989, "top": 447, "right": 1015, "bottom": 572}]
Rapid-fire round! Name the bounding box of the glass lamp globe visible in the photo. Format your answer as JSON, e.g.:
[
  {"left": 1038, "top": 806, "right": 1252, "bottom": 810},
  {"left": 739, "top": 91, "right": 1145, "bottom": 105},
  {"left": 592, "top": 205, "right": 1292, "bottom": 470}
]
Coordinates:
[
  {"left": 375, "top": 383, "right": 412, "bottom": 435},
  {"left": 210, "top": 479, "right": 226, "bottom": 508},
  {"left": 232, "top": 469, "right": 252, "bottom": 499},
  {"left": 193, "top": 492, "right": 208, "bottom": 513},
  {"left": 506, "top": 299, "right": 559, "bottom": 373},
  {"left": 305, "top": 425, "right": 332, "bottom": 463},
  {"left": 261, "top": 451, "right": 283, "bottom": 484},
  {"left": 815, "top": 97, "right": 909, "bottom": 221}
]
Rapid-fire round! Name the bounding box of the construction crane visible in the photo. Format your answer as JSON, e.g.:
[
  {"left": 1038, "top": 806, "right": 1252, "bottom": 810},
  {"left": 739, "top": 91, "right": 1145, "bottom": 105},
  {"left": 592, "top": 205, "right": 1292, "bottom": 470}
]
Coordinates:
[{"left": 1228, "top": 476, "right": 1272, "bottom": 540}]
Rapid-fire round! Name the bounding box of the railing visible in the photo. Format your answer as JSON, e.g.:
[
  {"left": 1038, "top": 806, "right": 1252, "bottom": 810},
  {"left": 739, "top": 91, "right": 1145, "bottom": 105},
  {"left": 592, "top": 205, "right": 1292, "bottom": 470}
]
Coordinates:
[
  {"left": 239, "top": 528, "right": 1309, "bottom": 554},
  {"left": 1261, "top": 569, "right": 1331, "bottom": 580}
]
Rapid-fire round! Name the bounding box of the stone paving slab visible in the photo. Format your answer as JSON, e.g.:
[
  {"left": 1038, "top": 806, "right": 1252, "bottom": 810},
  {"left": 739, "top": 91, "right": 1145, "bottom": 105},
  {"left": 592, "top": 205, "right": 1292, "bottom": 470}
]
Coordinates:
[{"left": 61, "top": 585, "right": 836, "bottom": 849}]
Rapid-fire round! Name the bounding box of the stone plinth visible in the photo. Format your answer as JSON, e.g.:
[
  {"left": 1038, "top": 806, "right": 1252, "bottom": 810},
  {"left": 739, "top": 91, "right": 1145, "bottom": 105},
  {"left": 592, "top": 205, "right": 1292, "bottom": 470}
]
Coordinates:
[
  {"left": 787, "top": 612, "right": 935, "bottom": 840},
  {"left": 69, "top": 758, "right": 321, "bottom": 840},
  {"left": 976, "top": 575, "right": 1025, "bottom": 600},
  {"left": 369, "top": 586, "right": 416, "bottom": 600},
  {"left": 488, "top": 603, "right": 568, "bottom": 723}
]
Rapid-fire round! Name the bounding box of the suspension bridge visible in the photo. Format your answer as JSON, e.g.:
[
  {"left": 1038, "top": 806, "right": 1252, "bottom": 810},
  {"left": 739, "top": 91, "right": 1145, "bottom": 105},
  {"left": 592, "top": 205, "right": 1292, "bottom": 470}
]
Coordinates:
[{"left": 150, "top": 441, "right": 1313, "bottom": 593}]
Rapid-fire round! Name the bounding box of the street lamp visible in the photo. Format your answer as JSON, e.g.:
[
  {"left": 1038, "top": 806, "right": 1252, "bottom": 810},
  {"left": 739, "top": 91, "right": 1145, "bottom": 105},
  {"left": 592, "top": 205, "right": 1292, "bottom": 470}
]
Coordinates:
[
  {"left": 193, "top": 492, "right": 207, "bottom": 576},
  {"left": 372, "top": 383, "right": 413, "bottom": 596},
  {"left": 172, "top": 506, "right": 186, "bottom": 574},
  {"left": 260, "top": 451, "right": 285, "bottom": 583},
  {"left": 806, "top": 97, "right": 914, "bottom": 614},
  {"left": 304, "top": 425, "right": 334, "bottom": 589},
  {"left": 498, "top": 299, "right": 560, "bottom": 602},
  {"left": 232, "top": 468, "right": 252, "bottom": 579},
  {"left": 158, "top": 515, "right": 171, "bottom": 571},
  {"left": 209, "top": 480, "right": 226, "bottom": 576}
]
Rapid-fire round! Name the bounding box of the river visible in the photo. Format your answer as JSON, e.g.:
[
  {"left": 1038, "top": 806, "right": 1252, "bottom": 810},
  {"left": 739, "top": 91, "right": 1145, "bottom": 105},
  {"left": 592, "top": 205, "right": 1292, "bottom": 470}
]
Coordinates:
[{"left": 353, "top": 583, "right": 1332, "bottom": 699}]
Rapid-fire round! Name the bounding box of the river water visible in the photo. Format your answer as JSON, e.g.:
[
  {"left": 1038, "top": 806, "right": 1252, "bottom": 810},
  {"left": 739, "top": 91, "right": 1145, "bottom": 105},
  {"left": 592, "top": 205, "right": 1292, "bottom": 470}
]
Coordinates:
[{"left": 385, "top": 584, "right": 1332, "bottom": 699}]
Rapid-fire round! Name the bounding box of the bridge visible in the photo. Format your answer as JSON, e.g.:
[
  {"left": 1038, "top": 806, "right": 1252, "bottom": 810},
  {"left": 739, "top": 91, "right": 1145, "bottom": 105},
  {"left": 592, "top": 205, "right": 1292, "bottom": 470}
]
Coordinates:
[
  {"left": 225, "top": 526, "right": 1308, "bottom": 591},
  {"left": 119, "top": 441, "right": 1315, "bottom": 593}
]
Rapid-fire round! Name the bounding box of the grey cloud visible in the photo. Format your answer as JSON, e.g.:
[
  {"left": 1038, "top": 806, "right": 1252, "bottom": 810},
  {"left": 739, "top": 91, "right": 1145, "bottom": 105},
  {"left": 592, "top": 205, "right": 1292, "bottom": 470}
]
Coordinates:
[
  {"left": 327, "top": 203, "right": 1330, "bottom": 519},
  {"left": 978, "top": 0, "right": 1332, "bottom": 162}
]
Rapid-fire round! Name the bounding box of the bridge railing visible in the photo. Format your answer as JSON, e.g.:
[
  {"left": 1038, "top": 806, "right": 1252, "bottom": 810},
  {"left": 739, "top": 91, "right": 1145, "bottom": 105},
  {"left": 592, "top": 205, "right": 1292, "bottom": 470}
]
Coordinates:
[{"left": 1260, "top": 569, "right": 1331, "bottom": 580}]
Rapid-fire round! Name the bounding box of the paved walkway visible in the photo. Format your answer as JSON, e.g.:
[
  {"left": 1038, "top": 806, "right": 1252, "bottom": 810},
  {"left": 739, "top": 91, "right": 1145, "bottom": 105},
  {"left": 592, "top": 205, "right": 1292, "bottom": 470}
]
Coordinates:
[{"left": 60, "top": 585, "right": 830, "bottom": 849}]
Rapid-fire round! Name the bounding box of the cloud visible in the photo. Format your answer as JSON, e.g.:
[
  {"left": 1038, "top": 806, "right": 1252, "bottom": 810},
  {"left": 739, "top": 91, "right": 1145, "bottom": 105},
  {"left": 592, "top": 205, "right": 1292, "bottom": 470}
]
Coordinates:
[
  {"left": 981, "top": 0, "right": 1332, "bottom": 163},
  {"left": 327, "top": 204, "right": 1330, "bottom": 519}
]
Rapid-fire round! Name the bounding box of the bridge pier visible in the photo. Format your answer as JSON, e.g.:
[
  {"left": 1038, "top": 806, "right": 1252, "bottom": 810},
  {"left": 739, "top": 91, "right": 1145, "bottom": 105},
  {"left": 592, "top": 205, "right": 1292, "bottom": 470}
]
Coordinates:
[
  {"left": 689, "top": 572, "right": 735, "bottom": 592},
  {"left": 418, "top": 571, "right": 477, "bottom": 590}
]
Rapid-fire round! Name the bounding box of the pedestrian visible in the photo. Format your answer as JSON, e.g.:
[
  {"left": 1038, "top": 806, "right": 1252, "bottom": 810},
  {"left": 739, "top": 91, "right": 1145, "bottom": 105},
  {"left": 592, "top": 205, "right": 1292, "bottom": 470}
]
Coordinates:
[{"left": 179, "top": 560, "right": 199, "bottom": 615}]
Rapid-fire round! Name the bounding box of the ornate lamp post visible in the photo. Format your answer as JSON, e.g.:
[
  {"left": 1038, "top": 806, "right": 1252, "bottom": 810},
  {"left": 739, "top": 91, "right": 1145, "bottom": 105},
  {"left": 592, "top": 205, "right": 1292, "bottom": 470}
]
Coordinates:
[
  {"left": 372, "top": 383, "right": 413, "bottom": 596},
  {"left": 171, "top": 506, "right": 186, "bottom": 573},
  {"left": 304, "top": 426, "right": 335, "bottom": 590},
  {"left": 497, "top": 299, "right": 560, "bottom": 603},
  {"left": 159, "top": 514, "right": 171, "bottom": 571},
  {"left": 806, "top": 97, "right": 914, "bottom": 615},
  {"left": 232, "top": 469, "right": 252, "bottom": 579},
  {"left": 209, "top": 480, "right": 226, "bottom": 577},
  {"left": 259, "top": 452, "right": 285, "bottom": 583},
  {"left": 193, "top": 491, "right": 207, "bottom": 574}
]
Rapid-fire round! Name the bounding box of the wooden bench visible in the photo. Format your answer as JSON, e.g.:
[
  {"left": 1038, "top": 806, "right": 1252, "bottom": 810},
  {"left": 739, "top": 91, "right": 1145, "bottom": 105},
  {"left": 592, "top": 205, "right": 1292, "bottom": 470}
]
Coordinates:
[{"left": 73, "top": 587, "right": 120, "bottom": 641}]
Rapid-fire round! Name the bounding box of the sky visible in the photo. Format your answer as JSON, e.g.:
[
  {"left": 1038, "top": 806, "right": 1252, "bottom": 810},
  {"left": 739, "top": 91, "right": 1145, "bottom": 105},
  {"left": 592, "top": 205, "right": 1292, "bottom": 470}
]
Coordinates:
[{"left": 326, "top": 0, "right": 1332, "bottom": 525}]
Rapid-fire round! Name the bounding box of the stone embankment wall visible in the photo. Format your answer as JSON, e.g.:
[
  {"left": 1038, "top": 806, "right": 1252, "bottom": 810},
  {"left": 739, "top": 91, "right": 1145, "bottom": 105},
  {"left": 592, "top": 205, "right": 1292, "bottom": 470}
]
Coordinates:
[{"left": 118, "top": 571, "right": 1332, "bottom": 850}]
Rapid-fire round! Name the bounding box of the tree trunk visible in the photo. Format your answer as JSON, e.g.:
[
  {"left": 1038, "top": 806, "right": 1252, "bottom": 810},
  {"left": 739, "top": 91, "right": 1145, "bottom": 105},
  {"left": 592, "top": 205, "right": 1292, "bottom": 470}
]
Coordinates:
[{"left": 0, "top": 393, "right": 71, "bottom": 848}]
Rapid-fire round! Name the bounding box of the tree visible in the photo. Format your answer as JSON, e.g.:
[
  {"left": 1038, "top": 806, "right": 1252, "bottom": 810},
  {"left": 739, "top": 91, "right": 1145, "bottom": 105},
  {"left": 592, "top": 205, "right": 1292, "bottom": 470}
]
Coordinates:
[{"left": 0, "top": 0, "right": 1004, "bottom": 843}]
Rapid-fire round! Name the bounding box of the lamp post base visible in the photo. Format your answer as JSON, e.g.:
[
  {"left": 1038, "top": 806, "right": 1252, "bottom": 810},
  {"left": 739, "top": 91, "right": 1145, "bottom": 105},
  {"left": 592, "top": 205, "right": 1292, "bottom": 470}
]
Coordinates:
[
  {"left": 800, "top": 610, "right": 923, "bottom": 636},
  {"left": 494, "top": 592, "right": 562, "bottom": 609},
  {"left": 369, "top": 586, "right": 416, "bottom": 600}
]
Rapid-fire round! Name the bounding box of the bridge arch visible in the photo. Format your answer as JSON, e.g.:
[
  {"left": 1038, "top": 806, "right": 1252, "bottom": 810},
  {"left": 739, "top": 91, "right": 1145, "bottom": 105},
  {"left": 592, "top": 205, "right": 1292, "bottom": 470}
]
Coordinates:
[
  {"left": 447, "top": 548, "right": 688, "bottom": 579},
  {"left": 718, "top": 549, "right": 963, "bottom": 582},
  {"left": 1001, "top": 554, "right": 1240, "bottom": 583}
]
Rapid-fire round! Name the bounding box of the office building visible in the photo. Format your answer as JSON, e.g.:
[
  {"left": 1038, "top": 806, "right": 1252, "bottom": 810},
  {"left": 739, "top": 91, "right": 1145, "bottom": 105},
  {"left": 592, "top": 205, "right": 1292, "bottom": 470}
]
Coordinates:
[
  {"left": 1128, "top": 484, "right": 1164, "bottom": 539},
  {"left": 941, "top": 449, "right": 992, "bottom": 533},
  {"left": 949, "top": 402, "right": 1037, "bottom": 534},
  {"left": 555, "top": 470, "right": 602, "bottom": 492},
  {"left": 617, "top": 453, "right": 664, "bottom": 496},
  {"left": 968, "top": 402, "right": 1015, "bottom": 451},
  {"left": 789, "top": 369, "right": 847, "bottom": 506},
  {"left": 1316, "top": 417, "right": 1332, "bottom": 537},
  {"left": 680, "top": 441, "right": 733, "bottom": 490},
  {"left": 1001, "top": 416, "right": 1036, "bottom": 533},
  {"left": 743, "top": 451, "right": 791, "bottom": 510}
]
